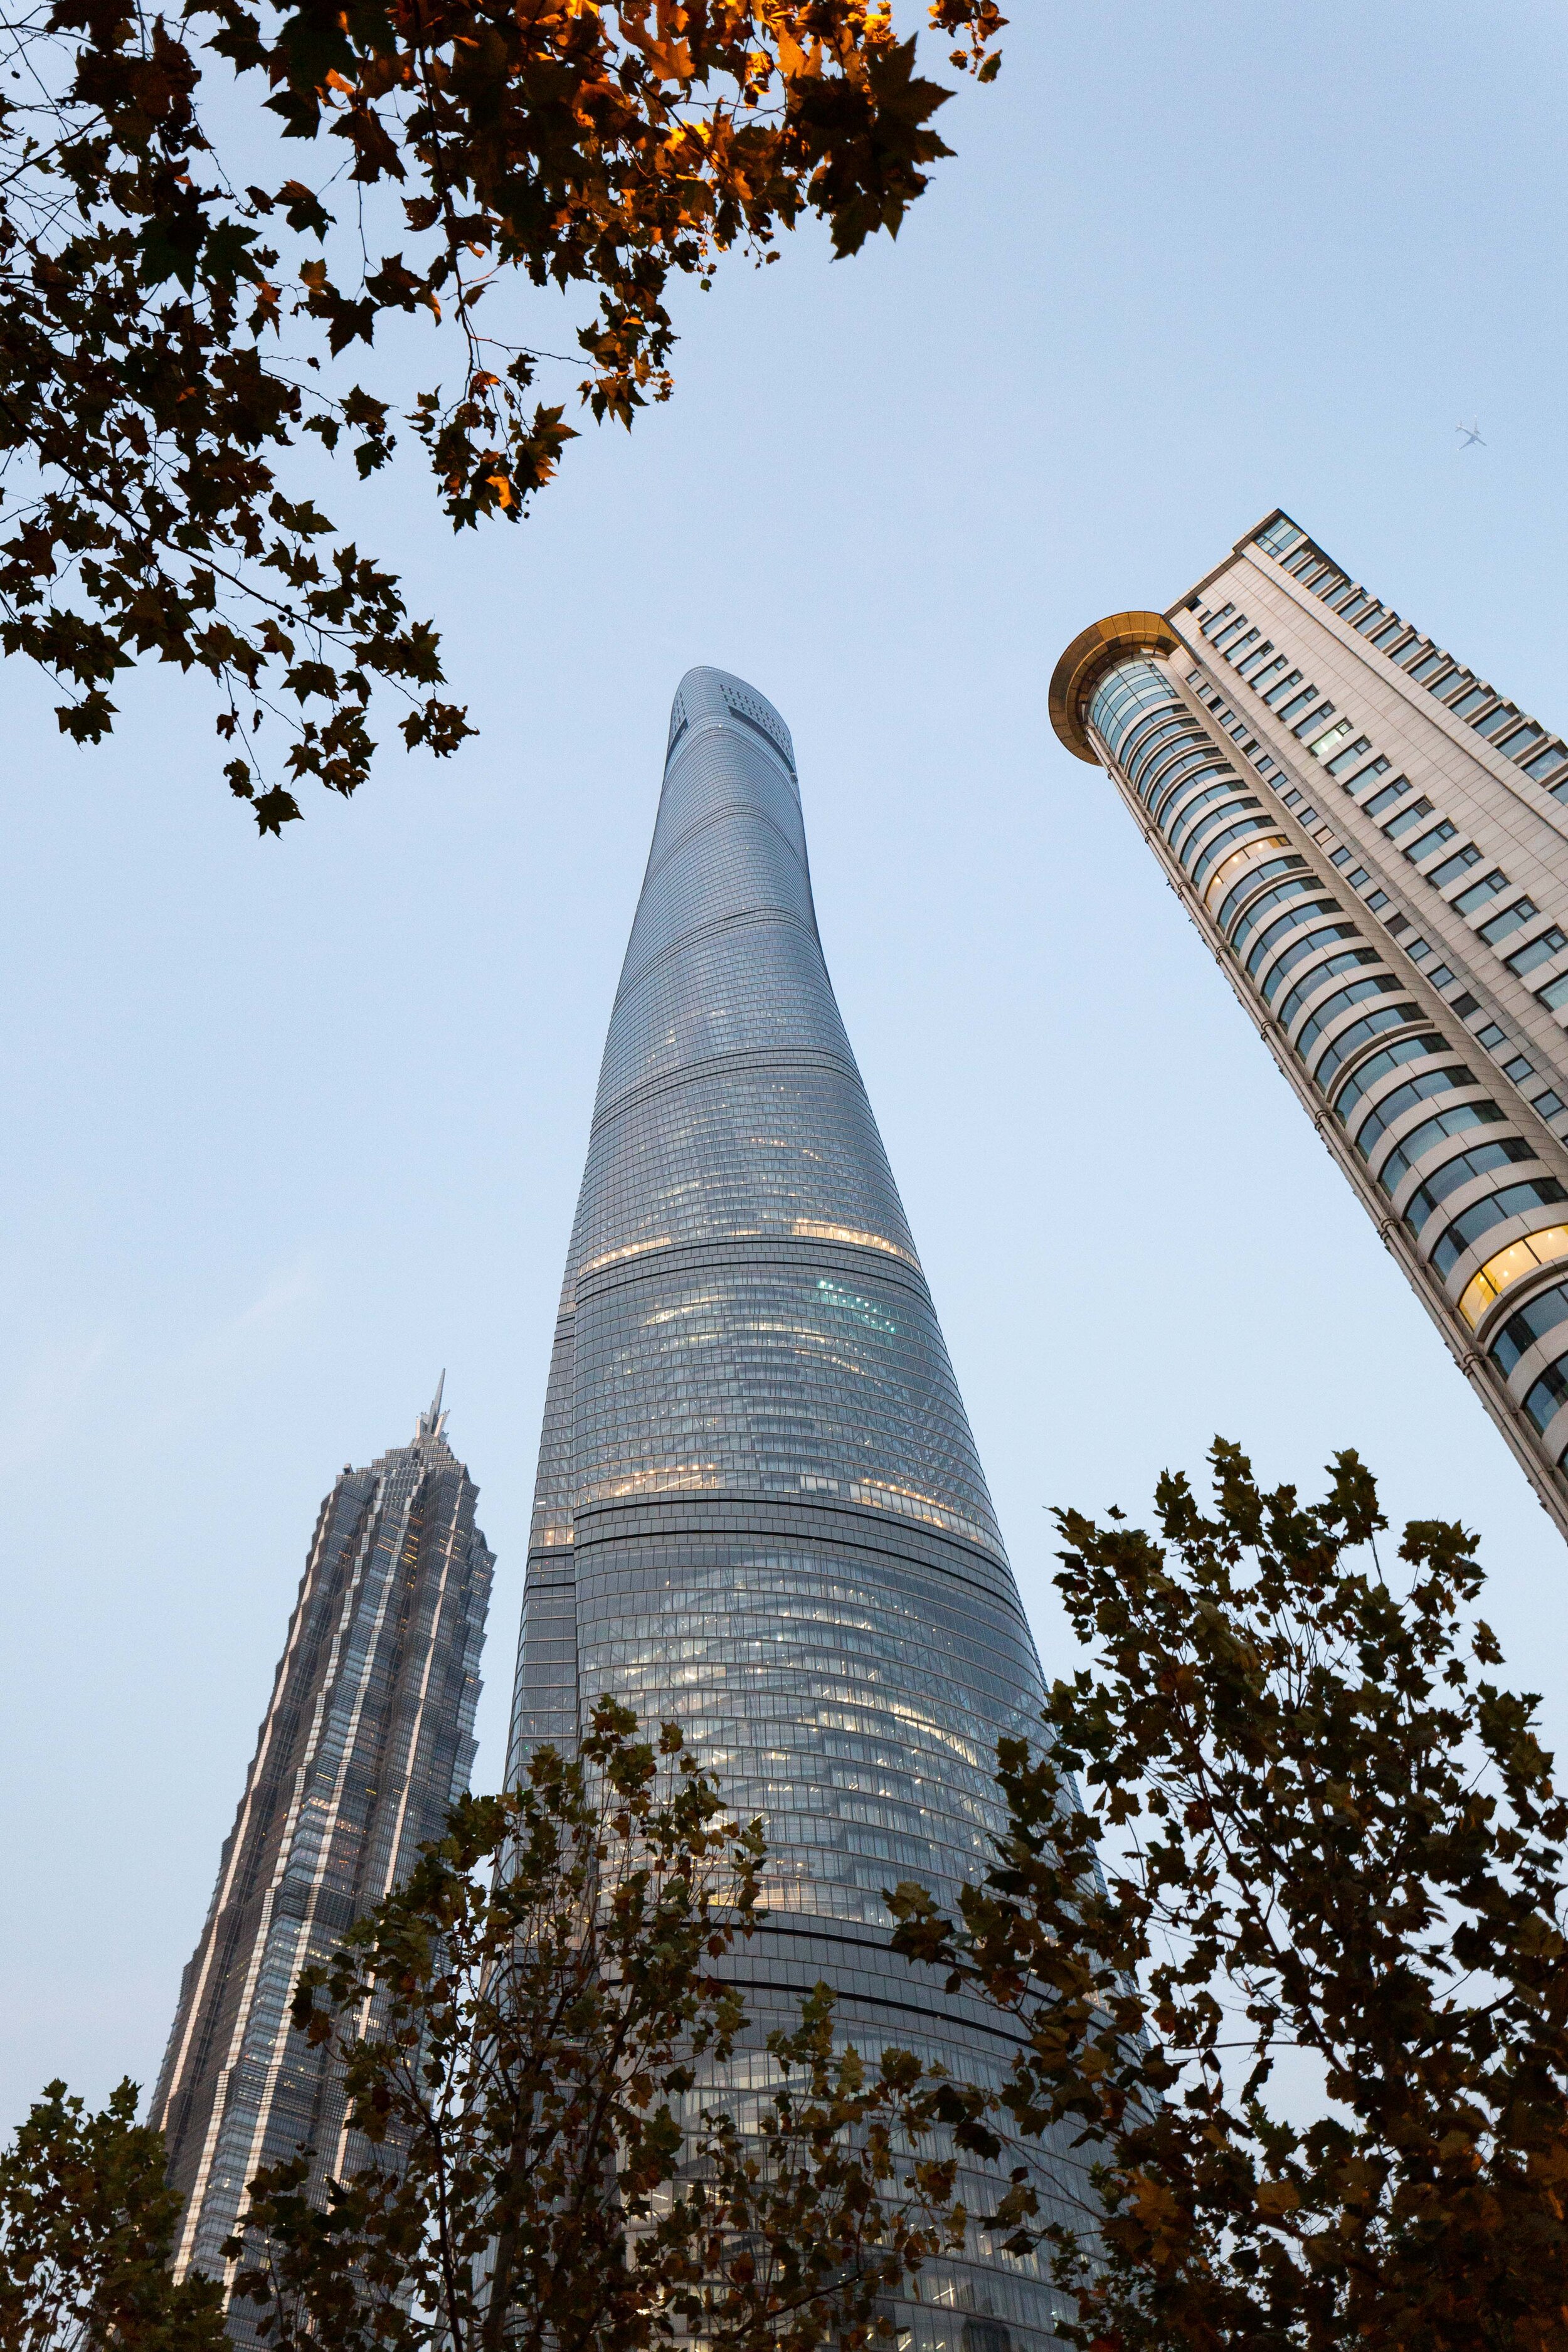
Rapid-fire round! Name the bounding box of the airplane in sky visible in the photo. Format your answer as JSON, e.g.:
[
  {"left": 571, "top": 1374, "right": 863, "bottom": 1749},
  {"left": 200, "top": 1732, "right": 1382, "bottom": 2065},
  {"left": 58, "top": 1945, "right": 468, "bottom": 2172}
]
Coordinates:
[{"left": 1456, "top": 420, "right": 1486, "bottom": 448}]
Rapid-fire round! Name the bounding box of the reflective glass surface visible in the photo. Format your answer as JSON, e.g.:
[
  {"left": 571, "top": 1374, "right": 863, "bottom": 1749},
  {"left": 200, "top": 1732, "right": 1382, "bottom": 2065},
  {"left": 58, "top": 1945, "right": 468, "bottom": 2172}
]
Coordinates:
[{"left": 508, "top": 667, "right": 1074, "bottom": 2348}]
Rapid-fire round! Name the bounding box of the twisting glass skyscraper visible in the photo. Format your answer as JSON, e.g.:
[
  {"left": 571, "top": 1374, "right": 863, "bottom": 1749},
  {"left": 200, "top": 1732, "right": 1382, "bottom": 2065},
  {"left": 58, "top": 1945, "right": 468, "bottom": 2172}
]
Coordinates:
[
  {"left": 508, "top": 666, "right": 1074, "bottom": 2352},
  {"left": 154, "top": 1386, "right": 493, "bottom": 2328}
]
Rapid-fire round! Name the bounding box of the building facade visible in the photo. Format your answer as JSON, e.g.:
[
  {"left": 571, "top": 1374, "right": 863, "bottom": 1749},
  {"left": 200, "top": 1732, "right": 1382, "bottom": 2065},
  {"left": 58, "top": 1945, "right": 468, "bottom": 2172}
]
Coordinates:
[
  {"left": 508, "top": 664, "right": 1076, "bottom": 2352},
  {"left": 153, "top": 1384, "right": 493, "bottom": 2316},
  {"left": 1051, "top": 515, "right": 1568, "bottom": 1536}
]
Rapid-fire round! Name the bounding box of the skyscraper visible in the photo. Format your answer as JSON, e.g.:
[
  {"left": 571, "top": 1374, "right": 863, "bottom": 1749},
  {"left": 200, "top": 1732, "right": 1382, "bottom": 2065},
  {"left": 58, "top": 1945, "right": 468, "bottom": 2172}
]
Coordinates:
[
  {"left": 508, "top": 665, "right": 1071, "bottom": 2351},
  {"left": 153, "top": 1385, "right": 493, "bottom": 2317},
  {"left": 1052, "top": 514, "right": 1568, "bottom": 1535}
]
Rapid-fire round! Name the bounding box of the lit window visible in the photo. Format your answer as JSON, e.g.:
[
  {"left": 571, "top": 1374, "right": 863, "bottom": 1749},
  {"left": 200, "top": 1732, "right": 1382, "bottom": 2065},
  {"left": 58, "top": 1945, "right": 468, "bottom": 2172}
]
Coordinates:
[
  {"left": 1428, "top": 1175, "right": 1568, "bottom": 1278},
  {"left": 1480, "top": 1263, "right": 1568, "bottom": 1352}
]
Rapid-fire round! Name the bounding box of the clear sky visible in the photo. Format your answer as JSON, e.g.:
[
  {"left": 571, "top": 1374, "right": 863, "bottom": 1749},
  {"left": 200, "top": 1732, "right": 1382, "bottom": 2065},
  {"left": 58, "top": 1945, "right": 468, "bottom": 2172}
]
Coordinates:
[{"left": 2, "top": 1, "right": 1565, "bottom": 2130}]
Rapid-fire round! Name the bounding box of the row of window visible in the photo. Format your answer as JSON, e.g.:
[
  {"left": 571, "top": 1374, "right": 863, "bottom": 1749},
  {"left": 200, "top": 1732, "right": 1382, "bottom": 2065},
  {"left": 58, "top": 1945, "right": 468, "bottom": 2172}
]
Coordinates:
[
  {"left": 1166, "top": 797, "right": 1568, "bottom": 1377},
  {"left": 1189, "top": 664, "right": 1568, "bottom": 1137},
  {"left": 1249, "top": 513, "right": 1568, "bottom": 797}
]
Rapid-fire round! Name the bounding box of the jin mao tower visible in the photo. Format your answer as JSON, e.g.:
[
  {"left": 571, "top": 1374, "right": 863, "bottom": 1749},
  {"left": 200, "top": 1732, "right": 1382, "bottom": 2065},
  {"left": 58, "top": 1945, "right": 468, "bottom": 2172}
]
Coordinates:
[
  {"left": 153, "top": 1385, "right": 493, "bottom": 2321},
  {"left": 509, "top": 665, "right": 1072, "bottom": 2352},
  {"left": 1052, "top": 513, "right": 1568, "bottom": 1535}
]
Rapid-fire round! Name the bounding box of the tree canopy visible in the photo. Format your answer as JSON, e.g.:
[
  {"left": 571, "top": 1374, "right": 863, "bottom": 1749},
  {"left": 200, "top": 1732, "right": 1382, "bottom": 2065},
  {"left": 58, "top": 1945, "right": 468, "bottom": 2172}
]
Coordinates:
[
  {"left": 890, "top": 1440, "right": 1568, "bottom": 2352},
  {"left": 230, "top": 1695, "right": 994, "bottom": 2352},
  {"left": 1, "top": 0, "right": 1004, "bottom": 829},
  {"left": 0, "top": 2076, "right": 227, "bottom": 2352}
]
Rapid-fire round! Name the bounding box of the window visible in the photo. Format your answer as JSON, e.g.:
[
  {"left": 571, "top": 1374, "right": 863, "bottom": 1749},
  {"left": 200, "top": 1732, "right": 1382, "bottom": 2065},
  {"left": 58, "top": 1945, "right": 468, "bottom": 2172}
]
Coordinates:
[
  {"left": 1428, "top": 964, "right": 1457, "bottom": 990},
  {"left": 1212, "top": 617, "right": 1253, "bottom": 652},
  {"left": 1229, "top": 876, "right": 1315, "bottom": 950},
  {"left": 1350, "top": 1064, "right": 1478, "bottom": 1158},
  {"left": 1324, "top": 733, "right": 1372, "bottom": 776},
  {"left": 1364, "top": 776, "right": 1411, "bottom": 818},
  {"left": 1330, "top": 846, "right": 1354, "bottom": 867},
  {"left": 1281, "top": 789, "right": 1303, "bottom": 808},
  {"left": 1222, "top": 628, "right": 1261, "bottom": 663},
  {"left": 1242, "top": 898, "right": 1340, "bottom": 976},
  {"left": 1405, "top": 937, "right": 1433, "bottom": 964},
  {"left": 1278, "top": 948, "right": 1382, "bottom": 1031},
  {"left": 1249, "top": 657, "right": 1290, "bottom": 694},
  {"left": 1295, "top": 973, "right": 1406, "bottom": 1062},
  {"left": 1453, "top": 871, "right": 1509, "bottom": 917},
  {"left": 1386, "top": 913, "right": 1411, "bottom": 936},
  {"left": 1537, "top": 973, "right": 1568, "bottom": 1014},
  {"left": 1200, "top": 604, "right": 1236, "bottom": 638},
  {"left": 1377, "top": 1101, "right": 1504, "bottom": 1194},
  {"left": 1178, "top": 797, "right": 1262, "bottom": 864},
  {"left": 1332, "top": 1032, "right": 1449, "bottom": 1121},
  {"left": 1315, "top": 1002, "right": 1425, "bottom": 1088},
  {"left": 1194, "top": 819, "right": 1281, "bottom": 889},
  {"left": 1237, "top": 643, "right": 1276, "bottom": 680},
  {"left": 1523, "top": 1355, "right": 1568, "bottom": 1434},
  {"left": 1500, "top": 724, "right": 1545, "bottom": 760},
  {"left": 1367, "top": 889, "right": 1391, "bottom": 912},
  {"left": 1402, "top": 818, "right": 1459, "bottom": 864},
  {"left": 1338, "top": 594, "right": 1372, "bottom": 623},
  {"left": 1476, "top": 1021, "right": 1508, "bottom": 1049},
  {"left": 1476, "top": 704, "right": 1519, "bottom": 740},
  {"left": 1448, "top": 684, "right": 1490, "bottom": 719},
  {"left": 1452, "top": 992, "right": 1480, "bottom": 1019},
  {"left": 1311, "top": 720, "right": 1355, "bottom": 763},
  {"left": 1394, "top": 638, "right": 1433, "bottom": 670},
  {"left": 1324, "top": 581, "right": 1361, "bottom": 611},
  {"left": 1384, "top": 795, "right": 1434, "bottom": 839},
  {"left": 1490, "top": 1279, "right": 1568, "bottom": 1379},
  {"left": 1354, "top": 605, "right": 1389, "bottom": 635},
  {"left": 1524, "top": 744, "right": 1568, "bottom": 781},
  {"left": 1259, "top": 923, "right": 1362, "bottom": 1002},
  {"left": 1256, "top": 516, "right": 1305, "bottom": 556},
  {"left": 1406, "top": 1139, "right": 1540, "bottom": 1237},
  {"left": 1343, "top": 755, "right": 1392, "bottom": 795},
  {"left": 1263, "top": 669, "right": 1305, "bottom": 707},
  {"left": 1427, "top": 1174, "right": 1567, "bottom": 1277},
  {"left": 1348, "top": 867, "right": 1371, "bottom": 889},
  {"left": 1505, "top": 926, "right": 1568, "bottom": 979},
  {"left": 1370, "top": 619, "right": 1406, "bottom": 648},
  {"left": 1411, "top": 651, "right": 1449, "bottom": 682},
  {"left": 1218, "top": 857, "right": 1306, "bottom": 935},
  {"left": 1505, "top": 1054, "right": 1537, "bottom": 1082},
  {"left": 1276, "top": 686, "right": 1319, "bottom": 724},
  {"left": 1163, "top": 779, "right": 1242, "bottom": 845},
  {"left": 1300, "top": 805, "right": 1322, "bottom": 825},
  {"left": 1535, "top": 1089, "right": 1567, "bottom": 1120},
  {"left": 1148, "top": 758, "right": 1227, "bottom": 818},
  {"left": 1480, "top": 898, "right": 1538, "bottom": 948},
  {"left": 1427, "top": 844, "right": 1483, "bottom": 889}
]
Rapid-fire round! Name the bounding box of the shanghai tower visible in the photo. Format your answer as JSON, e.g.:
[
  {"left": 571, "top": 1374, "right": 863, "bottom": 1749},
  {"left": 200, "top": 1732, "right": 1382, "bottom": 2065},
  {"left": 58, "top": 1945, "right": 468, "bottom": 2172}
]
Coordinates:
[{"left": 508, "top": 666, "right": 1072, "bottom": 2352}]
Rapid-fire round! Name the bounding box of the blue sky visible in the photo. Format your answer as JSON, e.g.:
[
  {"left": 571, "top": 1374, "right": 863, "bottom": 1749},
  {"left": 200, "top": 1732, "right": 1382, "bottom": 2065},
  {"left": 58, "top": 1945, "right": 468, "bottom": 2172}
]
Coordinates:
[{"left": 2, "top": 1, "right": 1565, "bottom": 2127}]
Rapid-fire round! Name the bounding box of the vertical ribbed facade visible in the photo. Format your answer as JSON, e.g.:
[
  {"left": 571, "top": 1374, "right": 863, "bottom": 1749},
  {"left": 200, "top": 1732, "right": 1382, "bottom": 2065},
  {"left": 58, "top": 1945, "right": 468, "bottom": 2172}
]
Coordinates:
[
  {"left": 508, "top": 665, "right": 1074, "bottom": 2352},
  {"left": 152, "top": 1389, "right": 493, "bottom": 2321},
  {"left": 1051, "top": 515, "right": 1568, "bottom": 1537}
]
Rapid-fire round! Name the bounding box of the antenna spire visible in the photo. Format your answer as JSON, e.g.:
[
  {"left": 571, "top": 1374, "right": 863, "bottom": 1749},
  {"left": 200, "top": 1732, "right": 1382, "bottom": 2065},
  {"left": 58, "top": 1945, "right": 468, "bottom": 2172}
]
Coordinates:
[{"left": 416, "top": 1371, "right": 448, "bottom": 1448}]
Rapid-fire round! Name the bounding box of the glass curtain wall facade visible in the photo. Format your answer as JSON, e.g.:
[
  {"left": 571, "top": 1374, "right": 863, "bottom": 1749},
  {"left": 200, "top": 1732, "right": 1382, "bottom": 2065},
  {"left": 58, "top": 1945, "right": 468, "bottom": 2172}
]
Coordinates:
[
  {"left": 507, "top": 665, "right": 1075, "bottom": 2352},
  {"left": 152, "top": 1385, "right": 494, "bottom": 2329},
  {"left": 1050, "top": 526, "right": 1568, "bottom": 1538}
]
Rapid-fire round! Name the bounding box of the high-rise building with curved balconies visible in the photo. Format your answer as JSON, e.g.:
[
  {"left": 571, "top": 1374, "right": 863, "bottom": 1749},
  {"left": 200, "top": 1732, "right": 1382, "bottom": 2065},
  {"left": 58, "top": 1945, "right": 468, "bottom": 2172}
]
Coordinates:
[
  {"left": 1052, "top": 513, "right": 1568, "bottom": 1538},
  {"left": 507, "top": 665, "right": 1076, "bottom": 2352}
]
